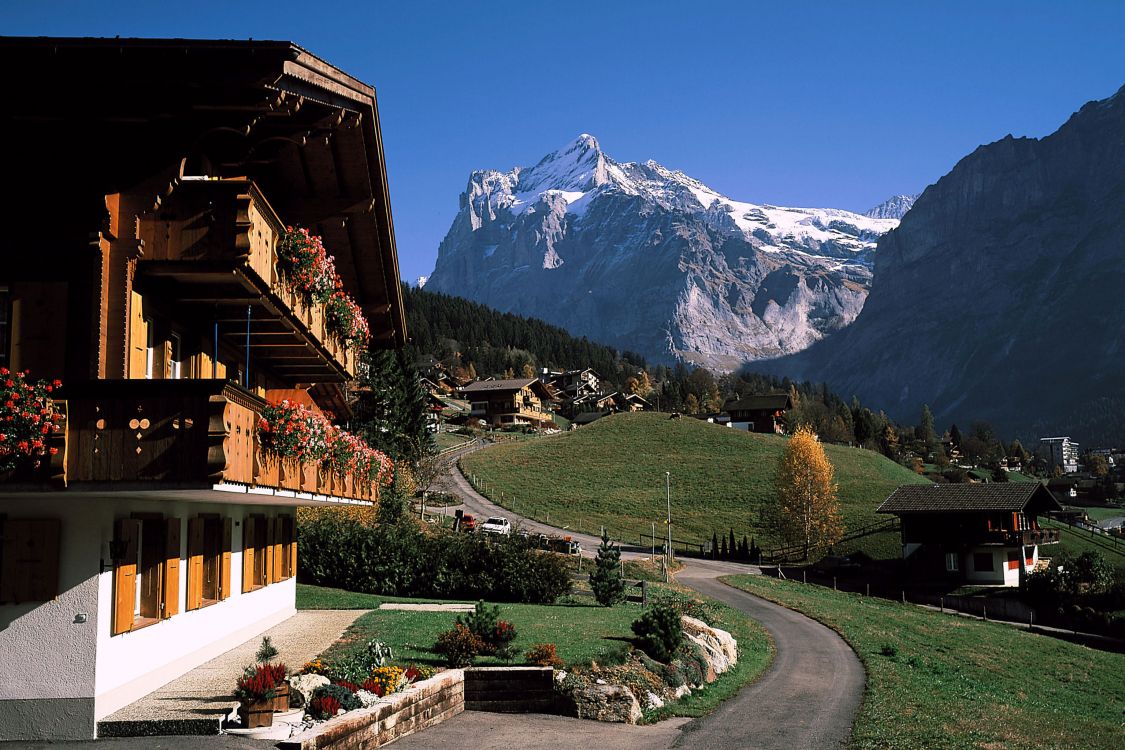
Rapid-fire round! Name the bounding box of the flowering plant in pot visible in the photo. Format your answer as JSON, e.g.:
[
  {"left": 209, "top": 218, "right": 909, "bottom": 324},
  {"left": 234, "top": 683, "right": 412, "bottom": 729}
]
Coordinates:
[
  {"left": 258, "top": 400, "right": 331, "bottom": 462},
  {"left": 325, "top": 285, "right": 370, "bottom": 350},
  {"left": 234, "top": 664, "right": 279, "bottom": 728},
  {"left": 277, "top": 227, "right": 337, "bottom": 304},
  {"left": 0, "top": 369, "right": 62, "bottom": 476}
]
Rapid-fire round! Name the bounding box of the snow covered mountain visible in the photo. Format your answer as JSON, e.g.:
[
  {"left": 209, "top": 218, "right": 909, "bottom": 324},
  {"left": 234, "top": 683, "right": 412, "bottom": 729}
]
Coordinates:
[
  {"left": 864, "top": 194, "right": 918, "bottom": 220},
  {"left": 425, "top": 135, "right": 902, "bottom": 369}
]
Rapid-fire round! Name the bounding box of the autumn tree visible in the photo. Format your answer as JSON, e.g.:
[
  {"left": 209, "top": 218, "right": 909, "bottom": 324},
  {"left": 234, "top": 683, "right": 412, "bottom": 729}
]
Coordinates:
[
  {"left": 521, "top": 362, "right": 537, "bottom": 379},
  {"left": 769, "top": 425, "right": 843, "bottom": 560}
]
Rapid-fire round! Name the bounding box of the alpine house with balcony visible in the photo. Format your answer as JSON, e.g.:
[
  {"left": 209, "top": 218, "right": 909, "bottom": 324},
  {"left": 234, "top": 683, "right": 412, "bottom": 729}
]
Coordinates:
[
  {"left": 877, "top": 483, "right": 1062, "bottom": 587},
  {"left": 0, "top": 37, "right": 406, "bottom": 740}
]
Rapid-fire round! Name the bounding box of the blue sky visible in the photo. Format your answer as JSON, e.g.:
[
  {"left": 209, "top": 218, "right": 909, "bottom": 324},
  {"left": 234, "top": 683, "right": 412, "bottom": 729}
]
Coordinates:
[{"left": 4, "top": 1, "right": 1124, "bottom": 282}]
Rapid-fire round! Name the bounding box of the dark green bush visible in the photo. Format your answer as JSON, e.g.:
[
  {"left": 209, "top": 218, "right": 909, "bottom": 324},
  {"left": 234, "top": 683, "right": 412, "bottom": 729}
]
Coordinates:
[
  {"left": 434, "top": 623, "right": 485, "bottom": 667},
  {"left": 298, "top": 514, "right": 572, "bottom": 603},
  {"left": 631, "top": 603, "right": 684, "bottom": 663}
]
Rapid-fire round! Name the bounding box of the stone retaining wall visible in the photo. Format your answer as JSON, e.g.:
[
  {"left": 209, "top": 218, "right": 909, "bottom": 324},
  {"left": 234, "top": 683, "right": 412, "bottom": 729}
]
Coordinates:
[{"left": 276, "top": 670, "right": 464, "bottom": 750}]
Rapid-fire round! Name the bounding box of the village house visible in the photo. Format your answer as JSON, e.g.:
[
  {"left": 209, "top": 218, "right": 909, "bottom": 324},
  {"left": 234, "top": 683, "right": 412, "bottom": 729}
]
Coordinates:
[
  {"left": 0, "top": 37, "right": 406, "bottom": 740},
  {"left": 458, "top": 378, "right": 556, "bottom": 429},
  {"left": 877, "top": 484, "right": 1062, "bottom": 586},
  {"left": 723, "top": 393, "right": 792, "bottom": 433}
]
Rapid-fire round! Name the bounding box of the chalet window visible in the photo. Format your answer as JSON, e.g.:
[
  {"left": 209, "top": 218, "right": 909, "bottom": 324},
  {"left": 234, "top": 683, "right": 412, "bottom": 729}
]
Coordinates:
[
  {"left": 944, "top": 552, "right": 959, "bottom": 572},
  {"left": 972, "top": 552, "right": 994, "bottom": 572},
  {"left": 144, "top": 319, "right": 155, "bottom": 379},
  {"left": 0, "top": 285, "right": 10, "bottom": 368},
  {"left": 112, "top": 516, "right": 180, "bottom": 634},
  {"left": 169, "top": 333, "right": 183, "bottom": 379},
  {"left": 0, "top": 518, "right": 61, "bottom": 603},
  {"left": 242, "top": 514, "right": 274, "bottom": 592},
  {"left": 187, "top": 516, "right": 232, "bottom": 610}
]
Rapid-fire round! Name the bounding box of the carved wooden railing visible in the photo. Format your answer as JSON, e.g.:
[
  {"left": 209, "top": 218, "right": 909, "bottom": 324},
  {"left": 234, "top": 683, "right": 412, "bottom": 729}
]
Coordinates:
[
  {"left": 140, "top": 178, "right": 358, "bottom": 379},
  {"left": 44, "top": 380, "right": 376, "bottom": 501}
]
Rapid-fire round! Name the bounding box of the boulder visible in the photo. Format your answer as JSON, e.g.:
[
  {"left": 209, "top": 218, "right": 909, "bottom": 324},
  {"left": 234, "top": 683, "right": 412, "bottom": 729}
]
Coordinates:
[
  {"left": 570, "top": 684, "right": 642, "bottom": 724},
  {"left": 682, "top": 616, "right": 738, "bottom": 672},
  {"left": 288, "top": 674, "right": 329, "bottom": 709}
]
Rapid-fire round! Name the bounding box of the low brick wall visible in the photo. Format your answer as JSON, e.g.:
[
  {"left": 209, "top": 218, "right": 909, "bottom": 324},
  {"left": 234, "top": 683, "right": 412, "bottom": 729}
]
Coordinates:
[
  {"left": 277, "top": 670, "right": 464, "bottom": 750},
  {"left": 464, "top": 667, "right": 559, "bottom": 713}
]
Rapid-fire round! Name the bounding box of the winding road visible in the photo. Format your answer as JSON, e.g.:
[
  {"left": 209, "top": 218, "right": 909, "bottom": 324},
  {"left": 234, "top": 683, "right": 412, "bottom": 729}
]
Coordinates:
[{"left": 396, "top": 440, "right": 866, "bottom": 750}]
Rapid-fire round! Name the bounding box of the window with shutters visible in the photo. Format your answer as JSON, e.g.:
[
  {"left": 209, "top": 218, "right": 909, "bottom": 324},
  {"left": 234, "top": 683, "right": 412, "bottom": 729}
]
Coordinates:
[
  {"left": 277, "top": 515, "right": 296, "bottom": 580},
  {"left": 0, "top": 518, "right": 61, "bottom": 603},
  {"left": 243, "top": 514, "right": 271, "bottom": 593},
  {"left": 189, "top": 515, "right": 224, "bottom": 610},
  {"left": 112, "top": 515, "right": 181, "bottom": 634}
]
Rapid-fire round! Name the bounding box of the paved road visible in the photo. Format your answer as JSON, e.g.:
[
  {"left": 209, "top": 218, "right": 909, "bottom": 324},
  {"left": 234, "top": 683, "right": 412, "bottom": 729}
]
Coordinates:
[
  {"left": 410, "top": 442, "right": 867, "bottom": 750},
  {"left": 673, "top": 565, "right": 864, "bottom": 750}
]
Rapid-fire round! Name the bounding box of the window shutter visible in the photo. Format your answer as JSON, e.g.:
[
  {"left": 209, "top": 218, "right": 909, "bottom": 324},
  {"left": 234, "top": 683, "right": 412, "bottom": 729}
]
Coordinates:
[
  {"left": 113, "top": 519, "right": 141, "bottom": 635},
  {"left": 241, "top": 516, "right": 255, "bottom": 593},
  {"left": 186, "top": 518, "right": 205, "bottom": 611},
  {"left": 220, "top": 517, "right": 232, "bottom": 600},
  {"left": 162, "top": 518, "right": 181, "bottom": 618},
  {"left": 270, "top": 517, "right": 282, "bottom": 584},
  {"left": 128, "top": 291, "right": 147, "bottom": 378},
  {"left": 0, "top": 519, "right": 61, "bottom": 603},
  {"left": 288, "top": 515, "right": 297, "bottom": 580}
]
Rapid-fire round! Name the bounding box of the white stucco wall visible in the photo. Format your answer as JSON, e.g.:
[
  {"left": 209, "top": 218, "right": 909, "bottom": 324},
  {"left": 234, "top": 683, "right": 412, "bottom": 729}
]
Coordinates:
[
  {"left": 964, "top": 546, "right": 1036, "bottom": 586},
  {"left": 0, "top": 494, "right": 296, "bottom": 739}
]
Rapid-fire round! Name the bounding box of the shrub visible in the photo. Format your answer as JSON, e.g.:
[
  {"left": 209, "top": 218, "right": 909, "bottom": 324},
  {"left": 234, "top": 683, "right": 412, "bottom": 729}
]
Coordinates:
[
  {"left": 434, "top": 623, "right": 485, "bottom": 667},
  {"left": 308, "top": 694, "right": 341, "bottom": 720},
  {"left": 234, "top": 664, "right": 279, "bottom": 702},
  {"left": 590, "top": 531, "right": 625, "bottom": 606},
  {"left": 255, "top": 637, "right": 279, "bottom": 664},
  {"left": 459, "top": 601, "right": 500, "bottom": 653},
  {"left": 310, "top": 683, "right": 361, "bottom": 714},
  {"left": 525, "top": 643, "right": 564, "bottom": 668},
  {"left": 299, "top": 514, "right": 572, "bottom": 604},
  {"left": 631, "top": 603, "right": 684, "bottom": 663}
]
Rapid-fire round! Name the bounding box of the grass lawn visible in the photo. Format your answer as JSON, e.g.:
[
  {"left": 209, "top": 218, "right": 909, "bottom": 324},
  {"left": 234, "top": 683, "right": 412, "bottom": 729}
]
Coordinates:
[
  {"left": 434, "top": 431, "right": 473, "bottom": 452},
  {"left": 1043, "top": 521, "right": 1125, "bottom": 572},
  {"left": 723, "top": 575, "right": 1125, "bottom": 750},
  {"left": 296, "top": 582, "right": 773, "bottom": 721},
  {"left": 1080, "top": 506, "right": 1125, "bottom": 522},
  {"left": 461, "top": 412, "right": 928, "bottom": 557}
]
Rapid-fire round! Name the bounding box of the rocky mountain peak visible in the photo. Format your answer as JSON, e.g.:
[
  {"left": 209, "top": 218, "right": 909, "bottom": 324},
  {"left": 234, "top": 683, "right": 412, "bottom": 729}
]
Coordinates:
[{"left": 864, "top": 194, "right": 919, "bottom": 220}]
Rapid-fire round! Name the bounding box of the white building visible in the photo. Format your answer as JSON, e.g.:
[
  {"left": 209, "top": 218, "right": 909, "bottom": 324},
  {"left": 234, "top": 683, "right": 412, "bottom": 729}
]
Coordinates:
[{"left": 1040, "top": 436, "right": 1080, "bottom": 474}]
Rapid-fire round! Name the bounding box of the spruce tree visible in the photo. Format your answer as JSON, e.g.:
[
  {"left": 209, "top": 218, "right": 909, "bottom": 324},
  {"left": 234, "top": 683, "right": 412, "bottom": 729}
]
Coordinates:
[
  {"left": 353, "top": 348, "right": 432, "bottom": 464},
  {"left": 711, "top": 531, "right": 720, "bottom": 560},
  {"left": 728, "top": 529, "right": 737, "bottom": 559},
  {"left": 590, "top": 531, "right": 625, "bottom": 606}
]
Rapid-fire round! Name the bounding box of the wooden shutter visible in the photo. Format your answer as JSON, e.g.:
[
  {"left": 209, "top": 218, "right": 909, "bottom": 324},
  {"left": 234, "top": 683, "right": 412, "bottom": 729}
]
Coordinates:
[
  {"left": 288, "top": 515, "right": 297, "bottom": 580},
  {"left": 241, "top": 516, "right": 255, "bottom": 593},
  {"left": 270, "top": 517, "right": 283, "bottom": 584},
  {"left": 186, "top": 518, "right": 205, "bottom": 611},
  {"left": 112, "top": 519, "right": 141, "bottom": 635},
  {"left": 0, "top": 519, "right": 61, "bottom": 603},
  {"left": 162, "top": 518, "right": 181, "bottom": 618},
  {"left": 220, "top": 517, "right": 232, "bottom": 600}
]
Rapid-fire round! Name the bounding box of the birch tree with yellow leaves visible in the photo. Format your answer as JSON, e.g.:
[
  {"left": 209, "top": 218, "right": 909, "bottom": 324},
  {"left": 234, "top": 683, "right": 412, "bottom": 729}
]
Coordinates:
[{"left": 771, "top": 425, "right": 843, "bottom": 560}]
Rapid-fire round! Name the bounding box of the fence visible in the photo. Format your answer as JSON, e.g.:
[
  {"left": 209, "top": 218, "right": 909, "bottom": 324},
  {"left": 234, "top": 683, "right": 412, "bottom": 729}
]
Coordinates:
[{"left": 567, "top": 572, "right": 649, "bottom": 606}]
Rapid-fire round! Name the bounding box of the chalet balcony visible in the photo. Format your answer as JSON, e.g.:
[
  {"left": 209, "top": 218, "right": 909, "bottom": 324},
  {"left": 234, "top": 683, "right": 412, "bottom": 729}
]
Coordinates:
[
  {"left": 4, "top": 380, "right": 377, "bottom": 504},
  {"left": 136, "top": 179, "right": 359, "bottom": 382},
  {"left": 1005, "top": 528, "right": 1061, "bottom": 546}
]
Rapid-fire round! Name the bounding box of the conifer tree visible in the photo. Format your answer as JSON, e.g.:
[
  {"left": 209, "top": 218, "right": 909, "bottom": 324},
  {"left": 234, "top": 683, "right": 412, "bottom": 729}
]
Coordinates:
[
  {"left": 711, "top": 531, "right": 720, "bottom": 560},
  {"left": 769, "top": 425, "right": 843, "bottom": 560},
  {"left": 728, "top": 528, "right": 737, "bottom": 559},
  {"left": 590, "top": 531, "right": 625, "bottom": 606},
  {"left": 353, "top": 348, "right": 433, "bottom": 464}
]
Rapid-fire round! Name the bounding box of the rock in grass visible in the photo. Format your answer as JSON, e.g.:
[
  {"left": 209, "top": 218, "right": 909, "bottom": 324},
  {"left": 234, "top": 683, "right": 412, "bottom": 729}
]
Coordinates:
[{"left": 571, "top": 684, "right": 642, "bottom": 724}]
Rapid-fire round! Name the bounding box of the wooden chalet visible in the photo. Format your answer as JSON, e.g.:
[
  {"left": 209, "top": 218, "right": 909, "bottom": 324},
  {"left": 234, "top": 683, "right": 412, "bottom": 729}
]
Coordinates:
[
  {"left": 723, "top": 393, "right": 792, "bottom": 433},
  {"left": 877, "top": 483, "right": 1062, "bottom": 586},
  {"left": 458, "top": 378, "right": 556, "bottom": 429},
  {"left": 0, "top": 37, "right": 406, "bottom": 740}
]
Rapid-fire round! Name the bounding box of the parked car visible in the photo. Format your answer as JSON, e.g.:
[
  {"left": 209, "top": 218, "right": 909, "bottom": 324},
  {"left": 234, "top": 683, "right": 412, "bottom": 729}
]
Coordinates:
[
  {"left": 460, "top": 514, "right": 477, "bottom": 532},
  {"left": 480, "top": 517, "right": 512, "bottom": 536}
]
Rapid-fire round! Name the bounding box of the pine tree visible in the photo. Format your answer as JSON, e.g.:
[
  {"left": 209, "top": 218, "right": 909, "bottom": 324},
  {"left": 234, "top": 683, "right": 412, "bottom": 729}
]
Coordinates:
[
  {"left": 769, "top": 425, "right": 843, "bottom": 560},
  {"left": 728, "top": 529, "right": 737, "bottom": 559},
  {"left": 353, "top": 348, "right": 433, "bottom": 465},
  {"left": 740, "top": 535, "right": 749, "bottom": 560},
  {"left": 918, "top": 404, "right": 936, "bottom": 455},
  {"left": 719, "top": 535, "right": 728, "bottom": 560},
  {"left": 711, "top": 531, "right": 720, "bottom": 560},
  {"left": 590, "top": 531, "right": 625, "bottom": 606}
]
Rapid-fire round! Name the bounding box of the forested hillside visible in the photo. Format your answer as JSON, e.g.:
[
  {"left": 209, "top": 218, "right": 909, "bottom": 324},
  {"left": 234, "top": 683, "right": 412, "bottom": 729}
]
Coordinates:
[{"left": 404, "top": 285, "right": 645, "bottom": 389}]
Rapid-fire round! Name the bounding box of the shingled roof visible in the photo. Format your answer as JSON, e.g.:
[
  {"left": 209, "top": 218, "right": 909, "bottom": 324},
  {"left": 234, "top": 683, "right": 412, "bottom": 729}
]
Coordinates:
[
  {"left": 724, "top": 393, "right": 793, "bottom": 412},
  {"left": 877, "top": 483, "right": 1062, "bottom": 514}
]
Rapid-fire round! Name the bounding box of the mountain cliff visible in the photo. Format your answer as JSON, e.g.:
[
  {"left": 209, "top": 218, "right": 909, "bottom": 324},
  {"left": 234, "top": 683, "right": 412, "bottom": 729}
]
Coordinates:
[
  {"left": 761, "top": 85, "right": 1125, "bottom": 443},
  {"left": 425, "top": 135, "right": 900, "bottom": 369}
]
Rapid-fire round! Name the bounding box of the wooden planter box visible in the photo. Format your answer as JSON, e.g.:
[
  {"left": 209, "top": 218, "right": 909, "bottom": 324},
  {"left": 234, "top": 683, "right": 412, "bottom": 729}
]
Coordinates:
[
  {"left": 273, "top": 682, "right": 290, "bottom": 712},
  {"left": 239, "top": 698, "right": 274, "bottom": 728}
]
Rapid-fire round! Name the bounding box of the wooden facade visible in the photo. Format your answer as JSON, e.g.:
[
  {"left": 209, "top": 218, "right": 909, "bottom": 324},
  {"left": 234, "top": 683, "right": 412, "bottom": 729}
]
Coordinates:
[{"left": 460, "top": 378, "right": 557, "bottom": 428}]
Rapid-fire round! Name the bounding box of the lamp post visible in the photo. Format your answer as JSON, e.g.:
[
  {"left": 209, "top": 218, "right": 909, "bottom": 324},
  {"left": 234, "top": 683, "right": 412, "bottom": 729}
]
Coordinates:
[{"left": 665, "top": 471, "right": 672, "bottom": 563}]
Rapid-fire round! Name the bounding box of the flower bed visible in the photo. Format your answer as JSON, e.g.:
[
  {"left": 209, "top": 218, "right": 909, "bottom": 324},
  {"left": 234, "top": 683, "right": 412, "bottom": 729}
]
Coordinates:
[
  {"left": 277, "top": 227, "right": 370, "bottom": 350},
  {"left": 0, "top": 369, "right": 62, "bottom": 474}
]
